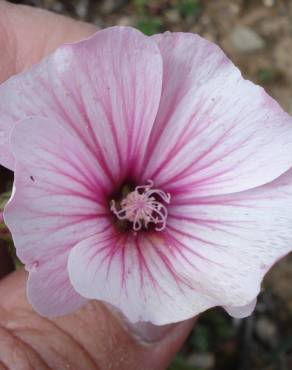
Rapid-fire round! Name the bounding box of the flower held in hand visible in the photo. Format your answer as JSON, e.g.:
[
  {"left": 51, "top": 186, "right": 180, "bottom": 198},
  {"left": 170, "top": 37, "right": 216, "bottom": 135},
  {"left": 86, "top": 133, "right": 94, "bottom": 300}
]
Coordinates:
[{"left": 1, "top": 27, "right": 292, "bottom": 324}]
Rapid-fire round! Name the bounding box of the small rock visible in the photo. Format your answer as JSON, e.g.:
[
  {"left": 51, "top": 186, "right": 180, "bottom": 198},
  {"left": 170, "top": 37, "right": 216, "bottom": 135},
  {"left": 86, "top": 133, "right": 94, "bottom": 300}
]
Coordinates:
[
  {"left": 256, "top": 317, "right": 278, "bottom": 347},
  {"left": 92, "top": 17, "right": 103, "bottom": 28},
  {"left": 274, "top": 38, "right": 292, "bottom": 82},
  {"left": 165, "top": 9, "right": 181, "bottom": 24},
  {"left": 100, "top": 0, "right": 125, "bottom": 14},
  {"left": 263, "top": 0, "right": 275, "bottom": 7},
  {"left": 229, "top": 3, "right": 241, "bottom": 15},
  {"left": 186, "top": 353, "right": 215, "bottom": 369},
  {"left": 260, "top": 17, "right": 289, "bottom": 38},
  {"left": 230, "top": 26, "right": 266, "bottom": 54},
  {"left": 117, "top": 16, "right": 136, "bottom": 27},
  {"left": 51, "top": 1, "right": 64, "bottom": 13},
  {"left": 75, "top": 0, "right": 88, "bottom": 19},
  {"left": 266, "top": 255, "right": 292, "bottom": 313},
  {"left": 201, "top": 32, "right": 216, "bottom": 43},
  {"left": 288, "top": 102, "right": 292, "bottom": 116}
]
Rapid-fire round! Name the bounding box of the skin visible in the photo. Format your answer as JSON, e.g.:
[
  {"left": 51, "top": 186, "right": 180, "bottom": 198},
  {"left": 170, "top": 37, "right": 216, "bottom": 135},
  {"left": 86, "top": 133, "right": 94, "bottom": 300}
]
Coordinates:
[{"left": 0, "top": 1, "right": 195, "bottom": 369}]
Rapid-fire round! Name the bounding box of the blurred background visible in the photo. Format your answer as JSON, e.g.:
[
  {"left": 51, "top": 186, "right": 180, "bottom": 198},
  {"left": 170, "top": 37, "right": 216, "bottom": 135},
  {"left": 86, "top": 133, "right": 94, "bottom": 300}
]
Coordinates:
[{"left": 1, "top": 1, "right": 292, "bottom": 369}]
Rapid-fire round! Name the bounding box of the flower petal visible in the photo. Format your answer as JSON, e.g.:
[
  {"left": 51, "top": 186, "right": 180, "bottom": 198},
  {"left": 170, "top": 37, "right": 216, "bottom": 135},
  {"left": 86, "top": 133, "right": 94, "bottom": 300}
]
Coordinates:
[
  {"left": 27, "top": 250, "right": 87, "bottom": 317},
  {"left": 4, "top": 117, "right": 110, "bottom": 315},
  {"left": 0, "top": 27, "right": 162, "bottom": 174},
  {"left": 165, "top": 168, "right": 292, "bottom": 311},
  {"left": 143, "top": 33, "right": 292, "bottom": 196},
  {"left": 68, "top": 230, "right": 217, "bottom": 325},
  {"left": 69, "top": 169, "right": 292, "bottom": 324},
  {"left": 224, "top": 299, "right": 257, "bottom": 319}
]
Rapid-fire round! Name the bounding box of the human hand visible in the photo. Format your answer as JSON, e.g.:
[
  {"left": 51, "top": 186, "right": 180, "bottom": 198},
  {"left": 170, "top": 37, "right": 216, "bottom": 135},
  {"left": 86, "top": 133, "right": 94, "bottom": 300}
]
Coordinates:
[{"left": 0, "top": 2, "right": 195, "bottom": 369}]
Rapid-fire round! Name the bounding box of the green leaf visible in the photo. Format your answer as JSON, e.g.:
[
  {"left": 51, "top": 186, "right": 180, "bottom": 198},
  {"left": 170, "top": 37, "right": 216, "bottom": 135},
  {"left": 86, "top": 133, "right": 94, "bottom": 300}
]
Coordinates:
[
  {"left": 0, "top": 190, "right": 11, "bottom": 210},
  {"left": 178, "top": 0, "right": 201, "bottom": 18},
  {"left": 136, "top": 17, "right": 162, "bottom": 35},
  {"left": 168, "top": 355, "right": 201, "bottom": 370},
  {"left": 190, "top": 324, "right": 210, "bottom": 352},
  {"left": 257, "top": 67, "right": 281, "bottom": 84}
]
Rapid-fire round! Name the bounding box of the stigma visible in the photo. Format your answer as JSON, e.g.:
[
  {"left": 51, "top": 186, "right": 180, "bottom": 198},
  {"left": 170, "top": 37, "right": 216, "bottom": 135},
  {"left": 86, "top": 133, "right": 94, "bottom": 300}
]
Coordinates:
[{"left": 110, "top": 180, "right": 171, "bottom": 232}]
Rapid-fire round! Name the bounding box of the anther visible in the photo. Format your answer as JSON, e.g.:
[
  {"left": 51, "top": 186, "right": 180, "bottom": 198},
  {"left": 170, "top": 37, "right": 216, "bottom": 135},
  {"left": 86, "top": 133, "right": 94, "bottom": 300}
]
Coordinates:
[{"left": 111, "top": 180, "right": 170, "bottom": 231}]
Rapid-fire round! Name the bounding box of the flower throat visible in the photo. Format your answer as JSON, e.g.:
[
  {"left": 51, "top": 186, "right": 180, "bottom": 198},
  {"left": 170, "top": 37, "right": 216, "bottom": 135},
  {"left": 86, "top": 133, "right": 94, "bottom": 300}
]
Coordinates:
[{"left": 110, "top": 180, "right": 171, "bottom": 232}]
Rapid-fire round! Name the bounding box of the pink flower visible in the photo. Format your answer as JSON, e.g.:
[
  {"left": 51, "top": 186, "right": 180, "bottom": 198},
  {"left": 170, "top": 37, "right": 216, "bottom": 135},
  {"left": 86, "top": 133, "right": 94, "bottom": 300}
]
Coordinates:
[{"left": 1, "top": 27, "right": 292, "bottom": 324}]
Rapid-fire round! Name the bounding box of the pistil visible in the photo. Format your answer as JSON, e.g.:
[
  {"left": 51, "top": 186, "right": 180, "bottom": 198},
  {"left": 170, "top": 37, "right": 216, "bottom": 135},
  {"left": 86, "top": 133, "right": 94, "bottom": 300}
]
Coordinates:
[{"left": 111, "top": 180, "right": 171, "bottom": 231}]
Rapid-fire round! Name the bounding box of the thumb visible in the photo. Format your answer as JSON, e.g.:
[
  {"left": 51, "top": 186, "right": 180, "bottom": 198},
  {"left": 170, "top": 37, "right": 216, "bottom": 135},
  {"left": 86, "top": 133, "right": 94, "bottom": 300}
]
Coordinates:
[
  {"left": 0, "top": 270, "right": 195, "bottom": 370},
  {"left": 109, "top": 310, "right": 196, "bottom": 370},
  {"left": 0, "top": 0, "right": 97, "bottom": 83}
]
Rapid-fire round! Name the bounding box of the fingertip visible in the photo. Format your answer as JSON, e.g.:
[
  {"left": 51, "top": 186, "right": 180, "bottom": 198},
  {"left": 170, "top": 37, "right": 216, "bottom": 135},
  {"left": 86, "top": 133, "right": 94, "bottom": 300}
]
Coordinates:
[
  {"left": 107, "top": 304, "right": 197, "bottom": 369},
  {"left": 0, "top": 1, "right": 98, "bottom": 80}
]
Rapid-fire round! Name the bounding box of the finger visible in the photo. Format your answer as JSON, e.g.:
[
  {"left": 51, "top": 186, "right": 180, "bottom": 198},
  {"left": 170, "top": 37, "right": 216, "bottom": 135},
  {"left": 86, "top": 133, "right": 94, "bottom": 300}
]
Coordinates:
[
  {"left": 0, "top": 0, "right": 97, "bottom": 82},
  {"left": 0, "top": 270, "right": 195, "bottom": 370}
]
